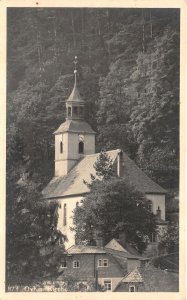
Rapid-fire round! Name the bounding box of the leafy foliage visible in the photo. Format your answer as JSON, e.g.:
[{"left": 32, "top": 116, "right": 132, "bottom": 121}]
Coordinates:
[
  {"left": 6, "top": 173, "right": 66, "bottom": 284},
  {"left": 73, "top": 178, "right": 156, "bottom": 253},
  {"left": 158, "top": 223, "right": 179, "bottom": 254}
]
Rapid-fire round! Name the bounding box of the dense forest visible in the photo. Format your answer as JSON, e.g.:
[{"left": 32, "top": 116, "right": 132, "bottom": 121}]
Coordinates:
[{"left": 6, "top": 8, "right": 179, "bottom": 283}]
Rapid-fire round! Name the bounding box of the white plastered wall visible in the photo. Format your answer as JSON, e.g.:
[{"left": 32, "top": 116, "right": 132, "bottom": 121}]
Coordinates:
[
  {"left": 55, "top": 132, "right": 95, "bottom": 176},
  {"left": 57, "top": 196, "right": 83, "bottom": 249}
]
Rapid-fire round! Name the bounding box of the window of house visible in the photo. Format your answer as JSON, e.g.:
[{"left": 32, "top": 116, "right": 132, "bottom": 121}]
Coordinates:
[
  {"left": 79, "top": 141, "right": 84, "bottom": 154},
  {"left": 60, "top": 141, "right": 63, "bottom": 153},
  {"left": 103, "top": 259, "right": 108, "bottom": 267},
  {"left": 73, "top": 260, "right": 80, "bottom": 268},
  {"left": 129, "top": 285, "right": 135, "bottom": 292},
  {"left": 63, "top": 204, "right": 67, "bottom": 226},
  {"left": 98, "top": 259, "right": 102, "bottom": 267},
  {"left": 98, "top": 259, "right": 108, "bottom": 267},
  {"left": 60, "top": 261, "right": 67, "bottom": 268},
  {"left": 103, "top": 279, "right": 112, "bottom": 291}
]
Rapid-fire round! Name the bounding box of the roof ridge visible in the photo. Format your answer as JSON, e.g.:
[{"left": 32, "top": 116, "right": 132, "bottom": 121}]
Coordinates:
[{"left": 82, "top": 149, "right": 121, "bottom": 158}]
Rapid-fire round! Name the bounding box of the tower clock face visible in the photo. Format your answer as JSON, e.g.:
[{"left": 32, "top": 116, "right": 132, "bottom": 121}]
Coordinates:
[{"left": 78, "top": 135, "right": 84, "bottom": 141}]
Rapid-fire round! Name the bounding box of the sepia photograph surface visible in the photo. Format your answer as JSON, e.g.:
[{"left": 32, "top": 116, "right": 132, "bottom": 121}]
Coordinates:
[{"left": 1, "top": 0, "right": 186, "bottom": 299}]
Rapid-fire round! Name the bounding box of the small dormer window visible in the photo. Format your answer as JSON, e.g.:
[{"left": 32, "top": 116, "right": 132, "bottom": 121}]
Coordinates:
[
  {"left": 79, "top": 141, "right": 84, "bottom": 154},
  {"left": 60, "top": 141, "right": 63, "bottom": 153}
]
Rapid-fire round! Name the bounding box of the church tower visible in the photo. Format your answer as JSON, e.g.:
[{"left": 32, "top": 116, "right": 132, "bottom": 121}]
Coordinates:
[{"left": 54, "top": 57, "right": 96, "bottom": 177}]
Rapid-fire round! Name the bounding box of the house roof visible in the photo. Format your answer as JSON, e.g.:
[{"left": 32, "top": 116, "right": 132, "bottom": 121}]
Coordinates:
[
  {"left": 114, "top": 264, "right": 179, "bottom": 292},
  {"left": 66, "top": 244, "right": 144, "bottom": 260},
  {"left": 121, "top": 267, "right": 144, "bottom": 283},
  {"left": 67, "top": 245, "right": 106, "bottom": 254},
  {"left": 105, "top": 238, "right": 143, "bottom": 257},
  {"left": 105, "top": 238, "right": 128, "bottom": 253},
  {"left": 54, "top": 119, "right": 96, "bottom": 135},
  {"left": 42, "top": 149, "right": 166, "bottom": 199}
]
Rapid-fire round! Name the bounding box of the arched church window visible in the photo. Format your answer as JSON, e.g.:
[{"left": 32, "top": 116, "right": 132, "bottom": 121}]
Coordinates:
[
  {"left": 63, "top": 204, "right": 67, "bottom": 226},
  {"left": 79, "top": 141, "right": 84, "bottom": 154},
  {"left": 147, "top": 200, "right": 153, "bottom": 212},
  {"left": 60, "top": 141, "right": 63, "bottom": 153}
]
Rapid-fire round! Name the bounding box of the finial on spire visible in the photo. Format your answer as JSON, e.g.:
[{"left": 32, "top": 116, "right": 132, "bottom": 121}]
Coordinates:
[{"left": 74, "top": 56, "right": 78, "bottom": 84}]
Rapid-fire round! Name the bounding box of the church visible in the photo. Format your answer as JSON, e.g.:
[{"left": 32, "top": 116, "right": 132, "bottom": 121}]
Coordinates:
[{"left": 42, "top": 59, "right": 167, "bottom": 250}]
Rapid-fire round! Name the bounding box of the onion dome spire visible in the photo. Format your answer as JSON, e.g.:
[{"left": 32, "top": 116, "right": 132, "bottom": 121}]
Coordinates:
[{"left": 66, "top": 56, "right": 84, "bottom": 120}]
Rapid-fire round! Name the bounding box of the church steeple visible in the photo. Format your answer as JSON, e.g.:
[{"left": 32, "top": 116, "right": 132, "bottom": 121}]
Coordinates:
[
  {"left": 54, "top": 56, "right": 96, "bottom": 177},
  {"left": 66, "top": 56, "right": 85, "bottom": 120}
]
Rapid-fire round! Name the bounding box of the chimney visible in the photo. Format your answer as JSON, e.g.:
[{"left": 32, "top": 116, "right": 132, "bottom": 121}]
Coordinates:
[
  {"left": 94, "top": 229, "right": 104, "bottom": 248},
  {"left": 95, "top": 237, "right": 104, "bottom": 248},
  {"left": 118, "top": 231, "right": 126, "bottom": 247}
]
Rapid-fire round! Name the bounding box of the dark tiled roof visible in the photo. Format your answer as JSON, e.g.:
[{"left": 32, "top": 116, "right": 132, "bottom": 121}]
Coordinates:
[
  {"left": 105, "top": 248, "right": 144, "bottom": 260},
  {"left": 54, "top": 119, "right": 96, "bottom": 135},
  {"left": 121, "top": 152, "right": 166, "bottom": 194},
  {"left": 42, "top": 149, "right": 166, "bottom": 199}
]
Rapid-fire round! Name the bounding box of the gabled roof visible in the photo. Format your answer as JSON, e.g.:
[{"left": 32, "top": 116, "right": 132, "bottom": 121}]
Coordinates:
[
  {"left": 54, "top": 119, "right": 96, "bottom": 135},
  {"left": 42, "top": 149, "right": 166, "bottom": 199},
  {"left": 122, "top": 267, "right": 144, "bottom": 283},
  {"left": 105, "top": 238, "right": 128, "bottom": 253}
]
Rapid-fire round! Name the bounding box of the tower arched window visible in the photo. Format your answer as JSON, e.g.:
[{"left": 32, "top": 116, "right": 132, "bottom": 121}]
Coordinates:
[
  {"left": 79, "top": 141, "right": 84, "bottom": 154},
  {"left": 63, "top": 204, "right": 67, "bottom": 226},
  {"left": 68, "top": 107, "right": 71, "bottom": 117},
  {"left": 60, "top": 141, "right": 63, "bottom": 153}
]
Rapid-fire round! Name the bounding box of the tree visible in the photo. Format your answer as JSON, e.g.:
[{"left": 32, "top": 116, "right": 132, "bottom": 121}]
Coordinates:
[
  {"left": 6, "top": 172, "right": 66, "bottom": 286},
  {"left": 73, "top": 178, "right": 156, "bottom": 253},
  {"left": 158, "top": 222, "right": 179, "bottom": 254}
]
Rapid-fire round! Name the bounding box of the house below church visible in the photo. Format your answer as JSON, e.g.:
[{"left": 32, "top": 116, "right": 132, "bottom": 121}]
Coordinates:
[
  {"left": 42, "top": 58, "right": 168, "bottom": 251},
  {"left": 57, "top": 238, "right": 148, "bottom": 292}
]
